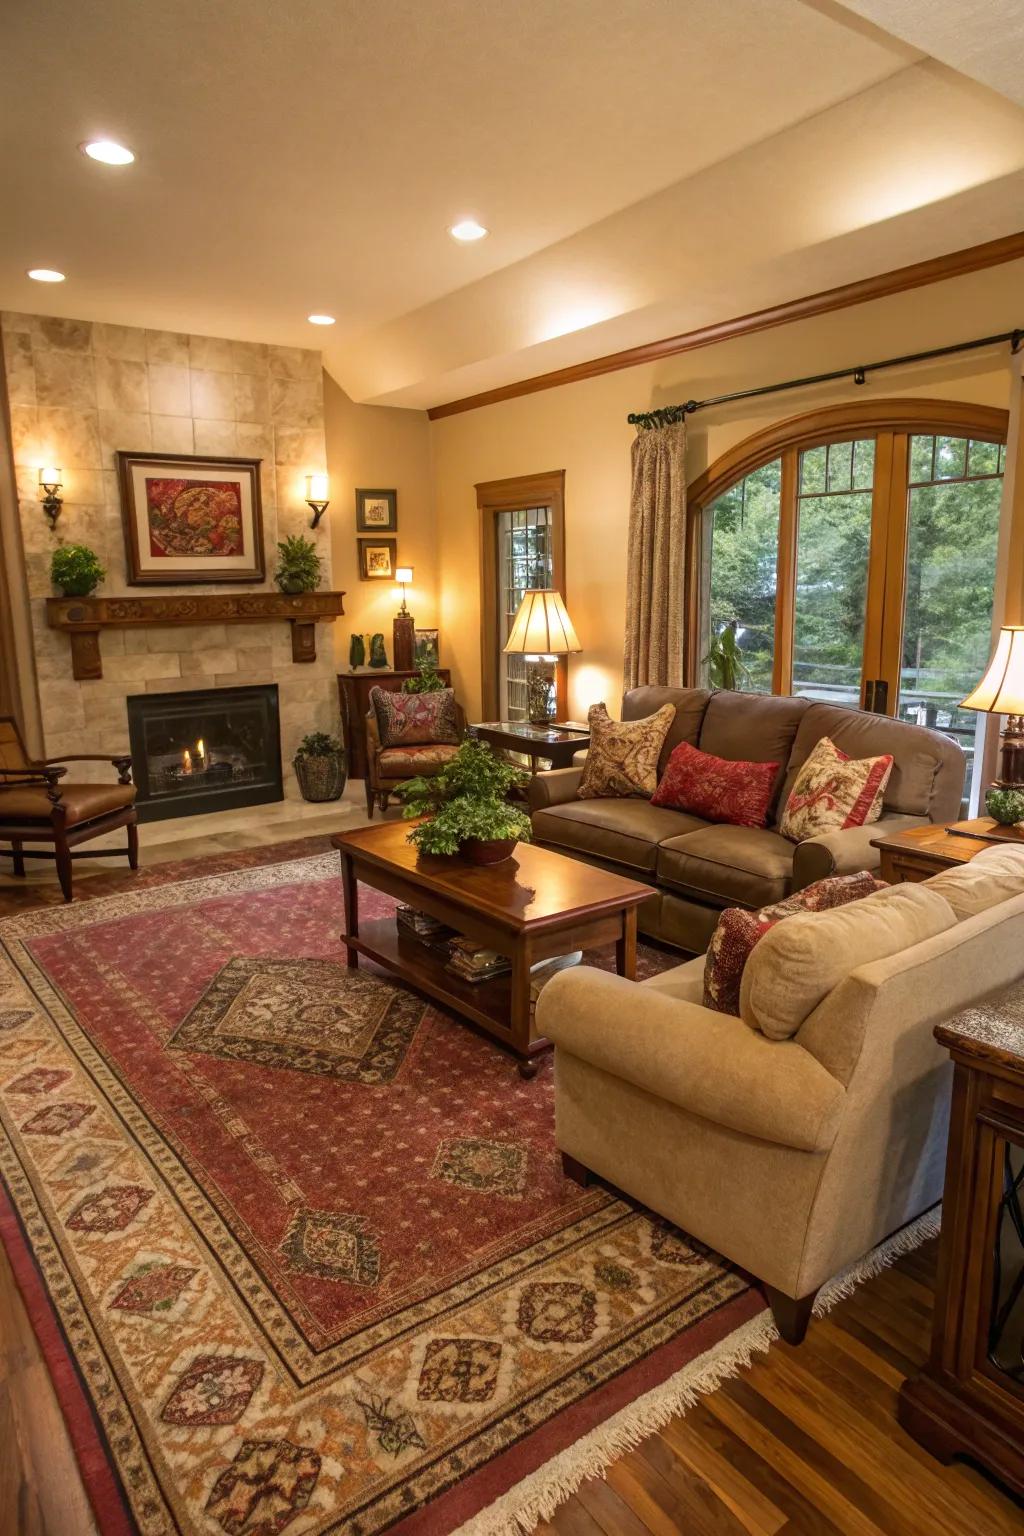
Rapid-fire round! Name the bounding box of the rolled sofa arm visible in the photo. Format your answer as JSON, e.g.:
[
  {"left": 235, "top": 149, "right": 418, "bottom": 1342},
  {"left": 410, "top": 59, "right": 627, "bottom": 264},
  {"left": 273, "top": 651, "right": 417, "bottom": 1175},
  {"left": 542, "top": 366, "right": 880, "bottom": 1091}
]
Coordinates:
[
  {"left": 538, "top": 967, "right": 844, "bottom": 1153},
  {"left": 791, "top": 814, "right": 924, "bottom": 889},
  {"left": 528, "top": 766, "right": 583, "bottom": 813}
]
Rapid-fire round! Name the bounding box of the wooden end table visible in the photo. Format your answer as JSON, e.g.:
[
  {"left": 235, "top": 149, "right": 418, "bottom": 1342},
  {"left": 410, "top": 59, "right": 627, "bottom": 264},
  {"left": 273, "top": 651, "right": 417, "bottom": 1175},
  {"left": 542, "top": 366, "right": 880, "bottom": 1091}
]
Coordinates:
[
  {"left": 871, "top": 822, "right": 993, "bottom": 884},
  {"left": 469, "top": 721, "right": 590, "bottom": 774},
  {"left": 332, "top": 821, "right": 648, "bottom": 1077}
]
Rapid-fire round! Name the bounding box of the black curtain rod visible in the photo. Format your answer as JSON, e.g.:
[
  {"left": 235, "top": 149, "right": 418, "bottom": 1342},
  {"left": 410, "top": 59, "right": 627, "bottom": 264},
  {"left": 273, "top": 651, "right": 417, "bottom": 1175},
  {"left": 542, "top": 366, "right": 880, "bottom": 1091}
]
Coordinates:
[{"left": 627, "top": 328, "right": 1024, "bottom": 430}]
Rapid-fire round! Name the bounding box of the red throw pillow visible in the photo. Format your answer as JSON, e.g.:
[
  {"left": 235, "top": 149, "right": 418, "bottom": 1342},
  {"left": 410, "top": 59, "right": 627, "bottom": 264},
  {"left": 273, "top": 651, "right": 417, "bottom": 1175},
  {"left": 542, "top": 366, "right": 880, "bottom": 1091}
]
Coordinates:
[
  {"left": 651, "top": 741, "right": 778, "bottom": 828},
  {"left": 703, "top": 871, "right": 888, "bottom": 1016}
]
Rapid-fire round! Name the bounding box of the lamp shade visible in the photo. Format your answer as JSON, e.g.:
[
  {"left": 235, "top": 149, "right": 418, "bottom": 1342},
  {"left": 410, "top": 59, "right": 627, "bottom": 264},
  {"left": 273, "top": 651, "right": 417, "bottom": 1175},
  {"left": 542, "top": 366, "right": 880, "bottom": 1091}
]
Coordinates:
[
  {"left": 395, "top": 566, "right": 413, "bottom": 584},
  {"left": 503, "top": 589, "right": 581, "bottom": 656},
  {"left": 961, "top": 627, "right": 1024, "bottom": 715},
  {"left": 305, "top": 473, "right": 329, "bottom": 502}
]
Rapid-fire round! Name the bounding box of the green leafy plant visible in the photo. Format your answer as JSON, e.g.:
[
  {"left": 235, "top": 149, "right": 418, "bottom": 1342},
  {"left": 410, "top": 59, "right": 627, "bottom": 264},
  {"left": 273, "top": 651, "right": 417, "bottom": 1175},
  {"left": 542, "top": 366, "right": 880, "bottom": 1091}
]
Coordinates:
[
  {"left": 401, "top": 660, "right": 446, "bottom": 694},
  {"left": 704, "top": 621, "right": 750, "bottom": 691},
  {"left": 50, "top": 543, "right": 105, "bottom": 597},
  {"left": 275, "top": 534, "right": 322, "bottom": 594},
  {"left": 294, "top": 731, "right": 342, "bottom": 758},
  {"left": 397, "top": 738, "right": 531, "bottom": 856}
]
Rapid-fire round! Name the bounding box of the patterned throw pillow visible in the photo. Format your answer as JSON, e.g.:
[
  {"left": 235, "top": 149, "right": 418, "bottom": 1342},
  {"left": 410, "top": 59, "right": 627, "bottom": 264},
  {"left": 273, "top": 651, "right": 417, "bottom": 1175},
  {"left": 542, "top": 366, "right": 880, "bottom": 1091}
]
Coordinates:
[
  {"left": 576, "top": 702, "right": 676, "bottom": 800},
  {"left": 370, "top": 686, "right": 460, "bottom": 748},
  {"left": 651, "top": 741, "right": 778, "bottom": 828},
  {"left": 703, "top": 871, "right": 887, "bottom": 1016},
  {"left": 779, "top": 735, "right": 893, "bottom": 842}
]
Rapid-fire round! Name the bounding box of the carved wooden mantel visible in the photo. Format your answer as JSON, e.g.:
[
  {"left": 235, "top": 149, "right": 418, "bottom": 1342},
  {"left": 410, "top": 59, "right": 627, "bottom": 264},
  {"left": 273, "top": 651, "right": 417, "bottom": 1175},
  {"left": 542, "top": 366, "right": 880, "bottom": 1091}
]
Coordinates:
[{"left": 46, "top": 591, "right": 346, "bottom": 680}]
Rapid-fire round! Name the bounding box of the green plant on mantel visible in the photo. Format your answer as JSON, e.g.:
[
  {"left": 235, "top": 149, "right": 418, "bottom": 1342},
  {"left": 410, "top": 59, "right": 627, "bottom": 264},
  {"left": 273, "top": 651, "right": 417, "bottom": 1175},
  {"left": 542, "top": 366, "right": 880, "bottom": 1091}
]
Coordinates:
[
  {"left": 275, "top": 534, "right": 322, "bottom": 594},
  {"left": 50, "top": 543, "right": 105, "bottom": 597},
  {"left": 401, "top": 660, "right": 446, "bottom": 694},
  {"left": 397, "top": 738, "right": 531, "bottom": 856}
]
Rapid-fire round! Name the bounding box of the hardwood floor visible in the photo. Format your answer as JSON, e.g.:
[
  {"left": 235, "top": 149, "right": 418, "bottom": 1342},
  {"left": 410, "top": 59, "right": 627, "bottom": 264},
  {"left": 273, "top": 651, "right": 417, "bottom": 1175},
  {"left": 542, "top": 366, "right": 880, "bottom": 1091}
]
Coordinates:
[{"left": 1, "top": 809, "right": 1022, "bottom": 1534}]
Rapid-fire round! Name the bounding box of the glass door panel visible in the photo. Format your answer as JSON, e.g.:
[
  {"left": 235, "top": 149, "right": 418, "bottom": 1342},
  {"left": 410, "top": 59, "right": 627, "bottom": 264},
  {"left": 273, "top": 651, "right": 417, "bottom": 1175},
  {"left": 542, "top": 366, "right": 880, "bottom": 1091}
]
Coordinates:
[
  {"left": 897, "top": 436, "right": 1004, "bottom": 803},
  {"left": 791, "top": 439, "right": 875, "bottom": 706},
  {"left": 497, "top": 506, "right": 553, "bottom": 720},
  {"left": 703, "top": 459, "right": 781, "bottom": 693}
]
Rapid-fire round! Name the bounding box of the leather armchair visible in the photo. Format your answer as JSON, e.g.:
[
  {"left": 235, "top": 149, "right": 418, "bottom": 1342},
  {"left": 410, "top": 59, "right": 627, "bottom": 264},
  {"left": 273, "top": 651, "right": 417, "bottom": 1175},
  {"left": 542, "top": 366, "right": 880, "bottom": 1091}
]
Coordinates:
[{"left": 364, "top": 702, "right": 466, "bottom": 816}]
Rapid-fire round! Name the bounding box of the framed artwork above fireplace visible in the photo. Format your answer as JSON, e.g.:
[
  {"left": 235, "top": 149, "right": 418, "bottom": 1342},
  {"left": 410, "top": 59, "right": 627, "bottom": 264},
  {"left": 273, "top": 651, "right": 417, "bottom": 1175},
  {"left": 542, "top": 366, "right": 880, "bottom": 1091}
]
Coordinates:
[{"left": 117, "top": 450, "right": 265, "bottom": 585}]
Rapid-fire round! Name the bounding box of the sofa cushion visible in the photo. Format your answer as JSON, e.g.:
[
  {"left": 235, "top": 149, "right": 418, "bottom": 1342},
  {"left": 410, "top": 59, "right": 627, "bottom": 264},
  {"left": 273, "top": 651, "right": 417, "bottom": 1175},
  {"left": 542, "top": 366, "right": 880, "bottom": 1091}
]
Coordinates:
[
  {"left": 371, "top": 686, "right": 460, "bottom": 747},
  {"left": 577, "top": 701, "right": 676, "bottom": 799},
  {"left": 739, "top": 882, "right": 958, "bottom": 1039},
  {"left": 656, "top": 824, "right": 796, "bottom": 908},
  {"left": 533, "top": 798, "right": 707, "bottom": 873},
  {"left": 0, "top": 781, "right": 136, "bottom": 825},
  {"left": 698, "top": 690, "right": 809, "bottom": 813},
  {"left": 622, "top": 686, "right": 711, "bottom": 774},
  {"left": 778, "top": 701, "right": 964, "bottom": 822},
  {"left": 779, "top": 735, "right": 893, "bottom": 842},
  {"left": 927, "top": 842, "right": 1024, "bottom": 920},
  {"left": 652, "top": 741, "right": 778, "bottom": 827},
  {"left": 703, "top": 871, "right": 887, "bottom": 1016}
]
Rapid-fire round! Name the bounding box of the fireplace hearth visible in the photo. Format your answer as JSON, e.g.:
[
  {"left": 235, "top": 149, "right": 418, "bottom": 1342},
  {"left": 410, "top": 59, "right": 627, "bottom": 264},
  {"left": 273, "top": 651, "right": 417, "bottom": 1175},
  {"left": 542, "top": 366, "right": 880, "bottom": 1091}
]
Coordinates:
[{"left": 127, "top": 685, "right": 282, "bottom": 822}]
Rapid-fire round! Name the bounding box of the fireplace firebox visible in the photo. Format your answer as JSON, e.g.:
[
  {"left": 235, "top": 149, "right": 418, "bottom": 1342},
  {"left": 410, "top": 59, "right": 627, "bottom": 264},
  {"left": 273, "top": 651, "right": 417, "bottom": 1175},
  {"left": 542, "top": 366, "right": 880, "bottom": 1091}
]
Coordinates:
[{"left": 126, "top": 685, "right": 283, "bottom": 822}]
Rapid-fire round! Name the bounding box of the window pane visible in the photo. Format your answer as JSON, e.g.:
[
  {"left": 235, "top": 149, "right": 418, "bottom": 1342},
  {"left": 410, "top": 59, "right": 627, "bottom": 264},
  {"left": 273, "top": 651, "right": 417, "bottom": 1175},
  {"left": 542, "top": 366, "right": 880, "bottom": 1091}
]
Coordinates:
[
  {"left": 498, "top": 506, "right": 552, "bottom": 720},
  {"left": 899, "top": 437, "right": 1002, "bottom": 805},
  {"left": 827, "top": 441, "right": 854, "bottom": 493},
  {"left": 793, "top": 463, "right": 873, "bottom": 707},
  {"left": 968, "top": 438, "right": 1000, "bottom": 477},
  {"left": 853, "top": 438, "right": 875, "bottom": 490},
  {"left": 704, "top": 460, "right": 780, "bottom": 693},
  {"left": 935, "top": 435, "right": 967, "bottom": 479},
  {"left": 909, "top": 435, "right": 934, "bottom": 483},
  {"left": 800, "top": 445, "right": 826, "bottom": 495}
]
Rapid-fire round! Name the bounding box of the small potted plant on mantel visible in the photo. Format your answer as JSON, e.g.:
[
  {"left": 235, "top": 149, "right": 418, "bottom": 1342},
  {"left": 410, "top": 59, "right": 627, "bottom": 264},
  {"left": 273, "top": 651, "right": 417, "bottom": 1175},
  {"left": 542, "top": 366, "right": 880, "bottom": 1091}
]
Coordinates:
[
  {"left": 274, "top": 534, "right": 322, "bottom": 594},
  {"left": 397, "top": 739, "right": 531, "bottom": 864},
  {"left": 292, "top": 731, "right": 346, "bottom": 802},
  {"left": 51, "top": 543, "right": 105, "bottom": 597}
]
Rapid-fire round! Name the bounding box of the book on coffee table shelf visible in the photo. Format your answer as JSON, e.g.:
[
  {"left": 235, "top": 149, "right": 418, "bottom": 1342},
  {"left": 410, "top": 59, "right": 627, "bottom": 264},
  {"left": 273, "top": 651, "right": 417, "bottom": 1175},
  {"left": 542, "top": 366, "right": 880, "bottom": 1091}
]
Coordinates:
[{"left": 446, "top": 938, "right": 513, "bottom": 984}]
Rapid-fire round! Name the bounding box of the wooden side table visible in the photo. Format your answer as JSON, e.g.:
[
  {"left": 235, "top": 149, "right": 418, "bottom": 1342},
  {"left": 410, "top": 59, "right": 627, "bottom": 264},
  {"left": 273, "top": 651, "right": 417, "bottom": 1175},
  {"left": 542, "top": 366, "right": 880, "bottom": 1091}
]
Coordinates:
[
  {"left": 337, "top": 669, "right": 451, "bottom": 781},
  {"left": 871, "top": 822, "right": 992, "bottom": 884},
  {"left": 470, "top": 721, "right": 590, "bottom": 774},
  {"left": 897, "top": 988, "right": 1024, "bottom": 1497}
]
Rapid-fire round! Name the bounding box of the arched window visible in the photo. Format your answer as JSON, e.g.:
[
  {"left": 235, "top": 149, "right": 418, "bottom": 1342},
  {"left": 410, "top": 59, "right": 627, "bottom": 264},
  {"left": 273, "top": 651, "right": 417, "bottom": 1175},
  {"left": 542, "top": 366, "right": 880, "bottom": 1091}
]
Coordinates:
[{"left": 687, "top": 399, "right": 1008, "bottom": 800}]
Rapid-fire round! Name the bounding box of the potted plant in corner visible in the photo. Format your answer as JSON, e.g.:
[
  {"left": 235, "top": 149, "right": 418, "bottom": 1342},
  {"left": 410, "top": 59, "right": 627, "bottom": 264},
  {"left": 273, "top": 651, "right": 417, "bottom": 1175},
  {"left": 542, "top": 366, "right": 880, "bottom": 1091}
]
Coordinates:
[
  {"left": 275, "top": 534, "right": 322, "bottom": 594},
  {"left": 293, "top": 731, "right": 346, "bottom": 802},
  {"left": 397, "top": 738, "right": 532, "bottom": 864},
  {"left": 401, "top": 660, "right": 446, "bottom": 694},
  {"left": 51, "top": 543, "right": 105, "bottom": 597}
]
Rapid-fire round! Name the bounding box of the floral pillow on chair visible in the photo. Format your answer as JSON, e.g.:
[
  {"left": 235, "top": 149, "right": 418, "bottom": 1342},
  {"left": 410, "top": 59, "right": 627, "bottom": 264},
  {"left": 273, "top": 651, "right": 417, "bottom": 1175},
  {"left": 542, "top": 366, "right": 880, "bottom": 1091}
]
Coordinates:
[{"left": 370, "top": 687, "right": 460, "bottom": 748}]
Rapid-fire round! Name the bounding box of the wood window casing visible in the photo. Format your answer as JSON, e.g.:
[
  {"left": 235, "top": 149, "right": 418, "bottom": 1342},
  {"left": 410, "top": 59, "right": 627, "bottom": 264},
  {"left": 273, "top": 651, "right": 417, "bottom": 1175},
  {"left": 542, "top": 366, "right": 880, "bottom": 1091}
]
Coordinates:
[
  {"left": 686, "top": 398, "right": 1009, "bottom": 705},
  {"left": 477, "top": 470, "right": 567, "bottom": 721}
]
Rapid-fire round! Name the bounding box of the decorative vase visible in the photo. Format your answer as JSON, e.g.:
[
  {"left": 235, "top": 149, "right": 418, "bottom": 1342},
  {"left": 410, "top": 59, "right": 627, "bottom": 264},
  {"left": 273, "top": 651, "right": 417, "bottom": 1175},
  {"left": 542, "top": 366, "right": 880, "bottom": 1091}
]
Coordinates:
[
  {"left": 985, "top": 786, "right": 1024, "bottom": 826},
  {"left": 349, "top": 633, "right": 366, "bottom": 669},
  {"left": 293, "top": 752, "right": 346, "bottom": 802},
  {"left": 369, "top": 632, "right": 389, "bottom": 668},
  {"left": 459, "top": 837, "right": 518, "bottom": 866}
]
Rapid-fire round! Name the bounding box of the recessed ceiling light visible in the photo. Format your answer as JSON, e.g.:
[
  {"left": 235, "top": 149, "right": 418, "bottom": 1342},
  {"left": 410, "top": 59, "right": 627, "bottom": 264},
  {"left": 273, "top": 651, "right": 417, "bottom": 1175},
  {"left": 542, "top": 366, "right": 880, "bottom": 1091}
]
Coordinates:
[
  {"left": 27, "top": 268, "right": 65, "bottom": 283},
  {"left": 449, "top": 219, "right": 488, "bottom": 243},
  {"left": 81, "top": 139, "right": 135, "bottom": 165},
  {"left": 307, "top": 313, "right": 336, "bottom": 326}
]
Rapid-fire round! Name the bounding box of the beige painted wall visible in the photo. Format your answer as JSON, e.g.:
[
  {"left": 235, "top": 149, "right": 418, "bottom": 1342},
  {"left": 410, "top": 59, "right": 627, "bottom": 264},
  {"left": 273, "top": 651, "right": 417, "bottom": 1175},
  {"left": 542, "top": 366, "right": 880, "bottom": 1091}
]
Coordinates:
[
  {"left": 432, "top": 258, "right": 1024, "bottom": 719},
  {"left": 324, "top": 373, "right": 435, "bottom": 671}
]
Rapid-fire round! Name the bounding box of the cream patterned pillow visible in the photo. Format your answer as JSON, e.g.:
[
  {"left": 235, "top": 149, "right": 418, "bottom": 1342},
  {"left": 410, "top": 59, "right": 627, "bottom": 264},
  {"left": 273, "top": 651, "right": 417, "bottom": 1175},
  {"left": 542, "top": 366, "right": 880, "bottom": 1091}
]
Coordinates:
[
  {"left": 780, "top": 735, "right": 893, "bottom": 842},
  {"left": 577, "top": 702, "right": 676, "bottom": 799}
]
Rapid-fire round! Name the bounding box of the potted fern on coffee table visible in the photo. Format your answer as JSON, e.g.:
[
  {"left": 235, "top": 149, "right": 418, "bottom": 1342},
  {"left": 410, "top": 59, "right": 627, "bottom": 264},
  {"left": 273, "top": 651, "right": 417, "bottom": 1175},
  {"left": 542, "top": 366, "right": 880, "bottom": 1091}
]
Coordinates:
[{"left": 397, "top": 739, "right": 531, "bottom": 864}]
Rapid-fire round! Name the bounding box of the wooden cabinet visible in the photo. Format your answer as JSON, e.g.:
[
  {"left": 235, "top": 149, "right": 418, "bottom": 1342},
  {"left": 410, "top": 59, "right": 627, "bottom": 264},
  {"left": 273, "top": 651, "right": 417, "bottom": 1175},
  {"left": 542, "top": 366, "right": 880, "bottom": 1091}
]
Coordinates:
[
  {"left": 898, "top": 993, "right": 1024, "bottom": 1496},
  {"left": 337, "top": 670, "right": 451, "bottom": 780}
]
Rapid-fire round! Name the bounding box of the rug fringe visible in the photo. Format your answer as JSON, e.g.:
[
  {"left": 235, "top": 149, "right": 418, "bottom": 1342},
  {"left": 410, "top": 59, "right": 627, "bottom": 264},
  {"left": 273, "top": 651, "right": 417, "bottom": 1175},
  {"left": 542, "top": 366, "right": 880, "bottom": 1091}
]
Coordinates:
[{"left": 453, "top": 1205, "right": 942, "bottom": 1536}]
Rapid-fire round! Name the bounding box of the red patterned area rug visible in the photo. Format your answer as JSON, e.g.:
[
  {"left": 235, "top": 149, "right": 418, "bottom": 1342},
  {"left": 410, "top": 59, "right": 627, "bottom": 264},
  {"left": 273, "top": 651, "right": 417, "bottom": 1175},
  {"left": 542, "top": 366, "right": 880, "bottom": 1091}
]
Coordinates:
[{"left": 0, "top": 852, "right": 768, "bottom": 1536}]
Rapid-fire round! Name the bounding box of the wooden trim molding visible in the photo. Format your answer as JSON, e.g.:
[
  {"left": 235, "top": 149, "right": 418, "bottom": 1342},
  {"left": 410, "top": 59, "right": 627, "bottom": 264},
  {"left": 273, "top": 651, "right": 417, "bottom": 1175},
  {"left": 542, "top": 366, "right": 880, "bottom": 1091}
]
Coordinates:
[
  {"left": 45, "top": 591, "right": 346, "bottom": 680},
  {"left": 427, "top": 231, "right": 1024, "bottom": 421},
  {"left": 686, "top": 398, "right": 1009, "bottom": 511}
]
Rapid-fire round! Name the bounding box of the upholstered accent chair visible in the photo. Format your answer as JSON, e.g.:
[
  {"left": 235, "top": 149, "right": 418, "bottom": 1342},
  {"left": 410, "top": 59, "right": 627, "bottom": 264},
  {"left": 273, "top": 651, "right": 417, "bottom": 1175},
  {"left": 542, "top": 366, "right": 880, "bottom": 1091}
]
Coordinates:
[
  {"left": 0, "top": 716, "right": 137, "bottom": 902},
  {"left": 363, "top": 702, "right": 466, "bottom": 816},
  {"left": 539, "top": 850, "right": 1024, "bottom": 1345}
]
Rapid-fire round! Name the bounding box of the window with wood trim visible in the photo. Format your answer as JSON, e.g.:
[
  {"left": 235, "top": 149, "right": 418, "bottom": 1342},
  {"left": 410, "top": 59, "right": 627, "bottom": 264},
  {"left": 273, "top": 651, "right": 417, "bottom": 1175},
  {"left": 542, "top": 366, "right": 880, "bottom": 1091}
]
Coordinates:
[
  {"left": 477, "top": 471, "right": 566, "bottom": 721},
  {"left": 688, "top": 400, "right": 1008, "bottom": 803}
]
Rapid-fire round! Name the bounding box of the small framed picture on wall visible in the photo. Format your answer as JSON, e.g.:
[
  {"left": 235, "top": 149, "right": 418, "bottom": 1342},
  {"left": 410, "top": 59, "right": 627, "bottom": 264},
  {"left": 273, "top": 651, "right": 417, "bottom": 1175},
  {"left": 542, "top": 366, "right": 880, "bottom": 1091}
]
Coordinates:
[
  {"left": 358, "top": 538, "right": 398, "bottom": 580},
  {"left": 414, "top": 628, "right": 439, "bottom": 666},
  {"left": 356, "top": 488, "right": 397, "bottom": 532}
]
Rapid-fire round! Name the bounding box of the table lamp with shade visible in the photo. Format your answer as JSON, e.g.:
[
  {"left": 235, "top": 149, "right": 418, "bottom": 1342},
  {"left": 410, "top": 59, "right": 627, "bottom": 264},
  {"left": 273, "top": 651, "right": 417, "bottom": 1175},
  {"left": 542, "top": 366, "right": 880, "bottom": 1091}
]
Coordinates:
[
  {"left": 392, "top": 565, "right": 416, "bottom": 670},
  {"left": 503, "top": 589, "right": 581, "bottom": 724},
  {"left": 960, "top": 624, "right": 1024, "bottom": 825}
]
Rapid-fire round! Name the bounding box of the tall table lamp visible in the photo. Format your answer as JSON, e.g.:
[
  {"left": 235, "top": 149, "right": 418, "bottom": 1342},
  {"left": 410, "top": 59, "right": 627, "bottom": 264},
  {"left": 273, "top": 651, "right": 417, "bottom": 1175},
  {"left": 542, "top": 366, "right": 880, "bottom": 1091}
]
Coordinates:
[
  {"left": 960, "top": 624, "right": 1024, "bottom": 825},
  {"left": 392, "top": 566, "right": 415, "bottom": 670},
  {"left": 503, "top": 589, "right": 581, "bottom": 724}
]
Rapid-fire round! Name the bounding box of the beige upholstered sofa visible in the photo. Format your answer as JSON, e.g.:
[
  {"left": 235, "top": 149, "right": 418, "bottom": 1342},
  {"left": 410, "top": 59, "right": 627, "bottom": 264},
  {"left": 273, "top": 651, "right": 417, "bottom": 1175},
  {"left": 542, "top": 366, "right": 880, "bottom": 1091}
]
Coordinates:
[
  {"left": 539, "top": 846, "right": 1024, "bottom": 1342},
  {"left": 530, "top": 687, "right": 965, "bottom": 952}
]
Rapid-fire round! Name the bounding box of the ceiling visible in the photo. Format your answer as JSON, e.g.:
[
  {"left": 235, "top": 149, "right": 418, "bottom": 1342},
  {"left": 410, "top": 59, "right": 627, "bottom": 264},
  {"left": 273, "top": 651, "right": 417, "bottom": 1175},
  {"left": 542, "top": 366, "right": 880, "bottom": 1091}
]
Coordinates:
[{"left": 1, "top": 0, "right": 1022, "bottom": 410}]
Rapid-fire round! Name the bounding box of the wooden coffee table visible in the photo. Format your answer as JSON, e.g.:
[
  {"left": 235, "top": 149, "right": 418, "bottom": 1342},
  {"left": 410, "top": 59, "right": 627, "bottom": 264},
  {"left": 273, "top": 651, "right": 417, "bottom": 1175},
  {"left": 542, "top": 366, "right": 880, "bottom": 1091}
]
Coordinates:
[{"left": 332, "top": 821, "right": 649, "bottom": 1077}]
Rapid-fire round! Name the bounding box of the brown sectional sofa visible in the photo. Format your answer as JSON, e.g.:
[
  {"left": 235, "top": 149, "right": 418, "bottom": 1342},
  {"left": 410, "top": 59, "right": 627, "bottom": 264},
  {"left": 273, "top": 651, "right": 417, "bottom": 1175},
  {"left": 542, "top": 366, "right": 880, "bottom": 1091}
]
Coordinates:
[{"left": 529, "top": 686, "right": 966, "bottom": 952}]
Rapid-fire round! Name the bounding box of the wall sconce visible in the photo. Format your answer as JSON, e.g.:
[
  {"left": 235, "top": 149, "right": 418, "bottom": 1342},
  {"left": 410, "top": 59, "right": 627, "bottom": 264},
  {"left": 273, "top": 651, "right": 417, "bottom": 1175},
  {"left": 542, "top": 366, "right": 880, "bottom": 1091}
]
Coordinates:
[
  {"left": 304, "top": 473, "right": 330, "bottom": 528},
  {"left": 38, "top": 467, "right": 63, "bottom": 528}
]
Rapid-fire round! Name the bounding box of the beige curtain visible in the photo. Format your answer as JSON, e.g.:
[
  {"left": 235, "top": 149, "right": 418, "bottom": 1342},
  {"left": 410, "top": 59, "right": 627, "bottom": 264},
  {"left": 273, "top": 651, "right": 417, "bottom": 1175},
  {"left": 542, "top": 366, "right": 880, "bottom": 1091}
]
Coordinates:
[{"left": 623, "top": 419, "right": 686, "bottom": 689}]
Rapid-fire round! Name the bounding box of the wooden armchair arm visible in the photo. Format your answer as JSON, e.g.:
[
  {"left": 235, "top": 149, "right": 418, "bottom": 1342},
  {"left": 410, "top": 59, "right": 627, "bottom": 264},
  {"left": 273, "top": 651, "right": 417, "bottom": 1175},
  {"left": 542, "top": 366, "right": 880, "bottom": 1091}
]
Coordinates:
[
  {"left": 34, "top": 753, "right": 133, "bottom": 785},
  {"left": 0, "top": 763, "right": 67, "bottom": 802}
]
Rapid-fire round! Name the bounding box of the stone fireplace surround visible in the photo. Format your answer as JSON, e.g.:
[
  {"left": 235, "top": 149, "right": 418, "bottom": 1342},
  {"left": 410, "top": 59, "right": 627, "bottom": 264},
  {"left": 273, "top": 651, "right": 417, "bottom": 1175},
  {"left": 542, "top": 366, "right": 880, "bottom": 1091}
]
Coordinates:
[{"left": 2, "top": 311, "right": 340, "bottom": 798}]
